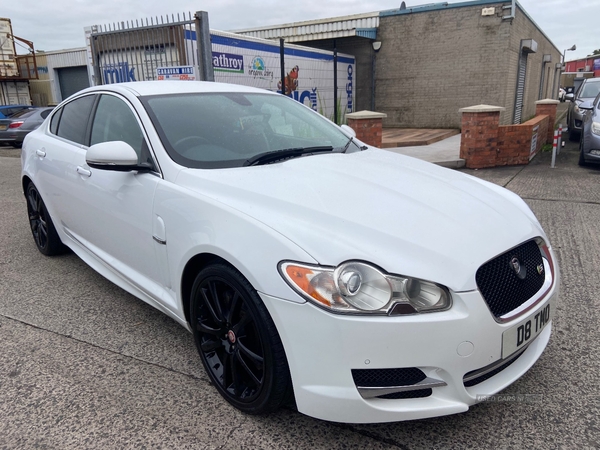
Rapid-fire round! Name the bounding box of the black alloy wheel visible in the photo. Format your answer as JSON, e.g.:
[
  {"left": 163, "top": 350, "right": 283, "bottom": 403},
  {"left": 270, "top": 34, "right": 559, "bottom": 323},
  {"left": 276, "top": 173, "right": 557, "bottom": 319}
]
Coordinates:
[
  {"left": 190, "top": 264, "right": 291, "bottom": 414},
  {"left": 26, "top": 183, "right": 65, "bottom": 256}
]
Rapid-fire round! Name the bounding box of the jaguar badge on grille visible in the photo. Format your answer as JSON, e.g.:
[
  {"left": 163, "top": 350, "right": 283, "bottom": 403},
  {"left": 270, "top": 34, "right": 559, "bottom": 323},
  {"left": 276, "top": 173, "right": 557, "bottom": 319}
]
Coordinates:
[{"left": 510, "top": 256, "right": 527, "bottom": 280}]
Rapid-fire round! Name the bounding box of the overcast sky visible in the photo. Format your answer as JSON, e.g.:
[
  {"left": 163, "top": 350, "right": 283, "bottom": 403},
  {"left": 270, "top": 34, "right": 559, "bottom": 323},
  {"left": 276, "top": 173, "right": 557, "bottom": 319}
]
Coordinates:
[{"left": 3, "top": 0, "right": 597, "bottom": 61}]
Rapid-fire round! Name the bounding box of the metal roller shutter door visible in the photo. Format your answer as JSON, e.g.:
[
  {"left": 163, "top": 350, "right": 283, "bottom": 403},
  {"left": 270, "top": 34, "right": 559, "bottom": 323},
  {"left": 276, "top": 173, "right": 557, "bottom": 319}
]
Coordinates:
[{"left": 57, "top": 66, "right": 90, "bottom": 100}]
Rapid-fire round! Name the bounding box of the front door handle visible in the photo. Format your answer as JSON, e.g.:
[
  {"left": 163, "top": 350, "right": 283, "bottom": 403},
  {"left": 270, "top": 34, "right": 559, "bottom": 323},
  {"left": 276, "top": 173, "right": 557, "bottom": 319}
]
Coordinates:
[
  {"left": 76, "top": 166, "right": 91, "bottom": 177},
  {"left": 35, "top": 149, "right": 46, "bottom": 157}
]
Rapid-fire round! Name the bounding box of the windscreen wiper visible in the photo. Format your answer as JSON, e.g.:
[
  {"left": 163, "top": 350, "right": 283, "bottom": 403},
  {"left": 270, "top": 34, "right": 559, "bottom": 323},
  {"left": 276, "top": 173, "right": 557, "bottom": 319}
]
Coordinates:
[{"left": 243, "top": 146, "right": 334, "bottom": 166}]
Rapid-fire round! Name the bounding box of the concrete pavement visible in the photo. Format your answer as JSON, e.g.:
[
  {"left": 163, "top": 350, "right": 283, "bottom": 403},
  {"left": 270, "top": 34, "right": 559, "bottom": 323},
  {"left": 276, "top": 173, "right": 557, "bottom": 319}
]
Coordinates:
[
  {"left": 384, "top": 133, "right": 464, "bottom": 168},
  {"left": 1, "top": 138, "right": 599, "bottom": 449}
]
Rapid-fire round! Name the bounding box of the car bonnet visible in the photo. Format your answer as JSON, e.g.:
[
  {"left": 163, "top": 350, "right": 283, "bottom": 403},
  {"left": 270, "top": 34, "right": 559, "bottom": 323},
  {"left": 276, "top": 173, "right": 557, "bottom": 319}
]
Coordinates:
[{"left": 176, "top": 150, "right": 544, "bottom": 292}]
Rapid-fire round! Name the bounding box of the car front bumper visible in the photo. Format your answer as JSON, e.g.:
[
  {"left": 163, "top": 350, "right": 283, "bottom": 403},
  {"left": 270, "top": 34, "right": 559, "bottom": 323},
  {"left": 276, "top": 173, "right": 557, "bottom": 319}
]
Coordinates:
[
  {"left": 261, "top": 273, "right": 558, "bottom": 423},
  {"left": 582, "top": 129, "right": 600, "bottom": 163},
  {"left": 570, "top": 107, "right": 584, "bottom": 131}
]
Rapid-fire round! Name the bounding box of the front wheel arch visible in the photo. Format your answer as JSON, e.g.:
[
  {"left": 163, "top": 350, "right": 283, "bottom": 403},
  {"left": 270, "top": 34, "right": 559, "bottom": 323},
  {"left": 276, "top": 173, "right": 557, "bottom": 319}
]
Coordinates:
[{"left": 181, "top": 253, "right": 231, "bottom": 326}]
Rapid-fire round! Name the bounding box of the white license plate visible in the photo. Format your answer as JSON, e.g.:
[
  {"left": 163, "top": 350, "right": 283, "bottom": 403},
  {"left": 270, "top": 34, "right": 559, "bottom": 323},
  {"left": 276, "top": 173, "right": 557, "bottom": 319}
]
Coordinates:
[
  {"left": 0, "top": 125, "right": 7, "bottom": 131},
  {"left": 501, "top": 298, "right": 554, "bottom": 359}
]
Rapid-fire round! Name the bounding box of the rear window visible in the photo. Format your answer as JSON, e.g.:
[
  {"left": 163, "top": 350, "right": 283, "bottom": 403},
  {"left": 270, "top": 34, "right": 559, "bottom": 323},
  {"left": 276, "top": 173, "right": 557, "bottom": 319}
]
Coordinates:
[
  {"left": 0, "top": 106, "right": 31, "bottom": 117},
  {"left": 9, "top": 109, "right": 37, "bottom": 119},
  {"left": 54, "top": 95, "right": 96, "bottom": 145}
]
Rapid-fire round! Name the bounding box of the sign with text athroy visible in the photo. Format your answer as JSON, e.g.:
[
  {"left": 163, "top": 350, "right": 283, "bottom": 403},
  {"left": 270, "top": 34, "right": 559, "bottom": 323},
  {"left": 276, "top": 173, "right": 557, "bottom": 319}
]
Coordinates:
[
  {"left": 156, "top": 66, "right": 198, "bottom": 81},
  {"left": 184, "top": 30, "right": 356, "bottom": 123},
  {"left": 530, "top": 125, "right": 539, "bottom": 160}
]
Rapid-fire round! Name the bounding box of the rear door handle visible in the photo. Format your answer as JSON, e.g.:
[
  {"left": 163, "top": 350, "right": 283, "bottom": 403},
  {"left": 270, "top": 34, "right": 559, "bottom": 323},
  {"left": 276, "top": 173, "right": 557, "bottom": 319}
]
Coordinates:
[
  {"left": 76, "top": 166, "right": 91, "bottom": 177},
  {"left": 35, "top": 149, "right": 46, "bottom": 157}
]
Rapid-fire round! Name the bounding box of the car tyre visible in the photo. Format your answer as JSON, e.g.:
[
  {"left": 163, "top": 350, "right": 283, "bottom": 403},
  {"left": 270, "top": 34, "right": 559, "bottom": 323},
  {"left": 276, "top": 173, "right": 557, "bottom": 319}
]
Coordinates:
[
  {"left": 568, "top": 128, "right": 579, "bottom": 142},
  {"left": 578, "top": 136, "right": 587, "bottom": 167},
  {"left": 26, "top": 183, "right": 66, "bottom": 255},
  {"left": 190, "top": 263, "right": 292, "bottom": 414}
]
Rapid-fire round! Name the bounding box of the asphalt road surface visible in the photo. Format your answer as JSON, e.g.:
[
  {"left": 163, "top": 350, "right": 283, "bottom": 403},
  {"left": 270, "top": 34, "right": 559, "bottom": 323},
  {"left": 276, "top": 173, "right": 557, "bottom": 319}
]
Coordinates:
[{"left": 1, "top": 139, "right": 598, "bottom": 449}]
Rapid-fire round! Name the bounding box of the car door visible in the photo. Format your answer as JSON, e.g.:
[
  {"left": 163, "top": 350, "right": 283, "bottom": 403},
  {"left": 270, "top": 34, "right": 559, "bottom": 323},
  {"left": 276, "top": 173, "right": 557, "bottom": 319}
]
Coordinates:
[
  {"left": 30, "top": 94, "right": 97, "bottom": 225},
  {"left": 66, "top": 93, "right": 167, "bottom": 297}
]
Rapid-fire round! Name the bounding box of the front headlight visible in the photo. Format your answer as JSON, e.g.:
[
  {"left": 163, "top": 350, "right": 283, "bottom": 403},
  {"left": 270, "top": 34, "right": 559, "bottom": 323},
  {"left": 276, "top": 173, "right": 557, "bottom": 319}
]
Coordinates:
[
  {"left": 592, "top": 121, "right": 600, "bottom": 136},
  {"left": 574, "top": 104, "right": 582, "bottom": 114},
  {"left": 279, "top": 260, "right": 451, "bottom": 315}
]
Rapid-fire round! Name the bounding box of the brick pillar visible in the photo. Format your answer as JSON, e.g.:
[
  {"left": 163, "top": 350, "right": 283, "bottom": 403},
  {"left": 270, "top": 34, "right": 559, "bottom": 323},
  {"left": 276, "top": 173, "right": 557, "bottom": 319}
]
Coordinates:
[
  {"left": 459, "top": 105, "right": 505, "bottom": 169},
  {"left": 535, "top": 99, "right": 560, "bottom": 144},
  {"left": 346, "top": 110, "right": 387, "bottom": 148}
]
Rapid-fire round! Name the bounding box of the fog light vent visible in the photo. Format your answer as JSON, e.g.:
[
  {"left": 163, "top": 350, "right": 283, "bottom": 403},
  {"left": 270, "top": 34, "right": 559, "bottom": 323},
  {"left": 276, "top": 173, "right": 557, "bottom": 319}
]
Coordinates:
[
  {"left": 352, "top": 367, "right": 446, "bottom": 399},
  {"left": 352, "top": 367, "right": 426, "bottom": 387}
]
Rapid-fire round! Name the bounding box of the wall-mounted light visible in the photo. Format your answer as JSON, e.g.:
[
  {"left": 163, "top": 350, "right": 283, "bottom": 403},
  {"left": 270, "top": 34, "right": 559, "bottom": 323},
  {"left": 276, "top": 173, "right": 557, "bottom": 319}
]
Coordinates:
[{"left": 371, "top": 42, "right": 382, "bottom": 110}]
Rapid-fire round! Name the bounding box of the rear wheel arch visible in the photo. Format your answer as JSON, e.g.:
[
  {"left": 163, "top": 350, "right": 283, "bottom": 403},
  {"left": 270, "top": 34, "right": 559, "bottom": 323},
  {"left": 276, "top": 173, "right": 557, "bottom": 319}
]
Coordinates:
[
  {"left": 24, "top": 180, "right": 66, "bottom": 255},
  {"left": 22, "top": 176, "right": 33, "bottom": 196}
]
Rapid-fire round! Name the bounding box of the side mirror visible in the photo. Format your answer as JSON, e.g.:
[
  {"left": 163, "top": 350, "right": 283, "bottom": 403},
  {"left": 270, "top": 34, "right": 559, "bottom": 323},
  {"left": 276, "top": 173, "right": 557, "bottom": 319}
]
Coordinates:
[
  {"left": 578, "top": 101, "right": 594, "bottom": 111},
  {"left": 565, "top": 93, "right": 574, "bottom": 101},
  {"left": 340, "top": 124, "right": 356, "bottom": 138},
  {"left": 86, "top": 141, "right": 149, "bottom": 172}
]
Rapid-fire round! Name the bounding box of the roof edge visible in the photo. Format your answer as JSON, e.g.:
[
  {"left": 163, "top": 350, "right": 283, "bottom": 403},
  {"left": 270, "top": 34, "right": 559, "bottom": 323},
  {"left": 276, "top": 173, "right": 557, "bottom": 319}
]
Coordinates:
[{"left": 232, "top": 11, "right": 380, "bottom": 34}]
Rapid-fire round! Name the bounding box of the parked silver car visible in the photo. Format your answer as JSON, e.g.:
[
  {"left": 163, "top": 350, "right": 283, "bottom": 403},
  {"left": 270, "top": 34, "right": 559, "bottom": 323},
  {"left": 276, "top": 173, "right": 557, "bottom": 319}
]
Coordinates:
[
  {"left": 578, "top": 93, "right": 600, "bottom": 166},
  {"left": 0, "top": 107, "right": 54, "bottom": 148},
  {"left": 566, "top": 78, "right": 600, "bottom": 141}
]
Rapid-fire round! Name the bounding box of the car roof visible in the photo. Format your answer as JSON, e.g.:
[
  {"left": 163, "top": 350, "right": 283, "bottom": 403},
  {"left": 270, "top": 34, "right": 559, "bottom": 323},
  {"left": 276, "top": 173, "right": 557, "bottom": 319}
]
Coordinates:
[{"left": 78, "top": 80, "right": 278, "bottom": 98}]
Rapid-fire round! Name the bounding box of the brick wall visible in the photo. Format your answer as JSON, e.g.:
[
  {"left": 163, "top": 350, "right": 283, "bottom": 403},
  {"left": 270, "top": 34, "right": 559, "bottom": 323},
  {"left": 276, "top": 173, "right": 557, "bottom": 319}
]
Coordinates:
[
  {"left": 504, "top": 8, "right": 563, "bottom": 124},
  {"left": 460, "top": 110, "right": 502, "bottom": 169},
  {"left": 535, "top": 101, "right": 557, "bottom": 142},
  {"left": 460, "top": 101, "right": 556, "bottom": 168},
  {"left": 496, "top": 115, "right": 548, "bottom": 165},
  {"left": 374, "top": 3, "right": 561, "bottom": 128},
  {"left": 347, "top": 117, "right": 384, "bottom": 148}
]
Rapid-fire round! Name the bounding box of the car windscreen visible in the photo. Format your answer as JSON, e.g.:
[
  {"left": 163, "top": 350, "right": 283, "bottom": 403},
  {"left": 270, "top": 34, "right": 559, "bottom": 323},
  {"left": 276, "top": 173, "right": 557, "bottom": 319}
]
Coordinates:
[
  {"left": 579, "top": 82, "right": 600, "bottom": 99},
  {"left": 141, "top": 92, "right": 351, "bottom": 169}
]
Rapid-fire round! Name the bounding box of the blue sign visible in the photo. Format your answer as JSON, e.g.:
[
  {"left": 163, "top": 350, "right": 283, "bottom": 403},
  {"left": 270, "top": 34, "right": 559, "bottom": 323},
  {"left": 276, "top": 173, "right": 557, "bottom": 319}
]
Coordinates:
[
  {"left": 213, "top": 52, "right": 244, "bottom": 73},
  {"left": 157, "top": 66, "right": 195, "bottom": 76},
  {"left": 103, "top": 62, "right": 136, "bottom": 84}
]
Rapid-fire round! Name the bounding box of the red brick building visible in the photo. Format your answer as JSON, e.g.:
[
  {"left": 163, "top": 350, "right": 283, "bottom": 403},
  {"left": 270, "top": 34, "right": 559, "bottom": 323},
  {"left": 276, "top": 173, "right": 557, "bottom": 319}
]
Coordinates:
[{"left": 565, "top": 56, "right": 600, "bottom": 77}]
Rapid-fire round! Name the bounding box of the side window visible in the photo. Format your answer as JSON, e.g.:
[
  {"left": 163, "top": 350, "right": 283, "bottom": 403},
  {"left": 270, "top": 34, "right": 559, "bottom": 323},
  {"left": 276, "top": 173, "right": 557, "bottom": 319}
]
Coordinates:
[
  {"left": 56, "top": 95, "right": 96, "bottom": 144},
  {"left": 90, "top": 94, "right": 151, "bottom": 166},
  {"left": 40, "top": 109, "right": 52, "bottom": 120},
  {"left": 49, "top": 108, "right": 62, "bottom": 135}
]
